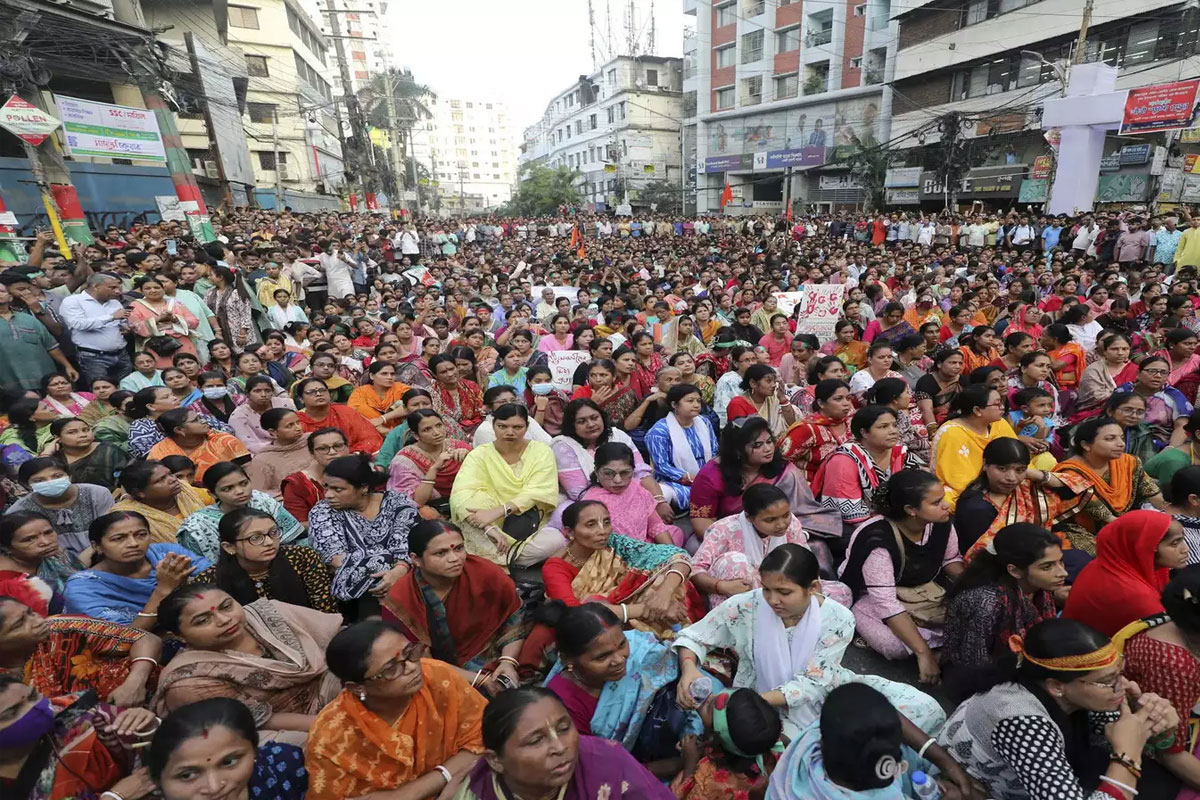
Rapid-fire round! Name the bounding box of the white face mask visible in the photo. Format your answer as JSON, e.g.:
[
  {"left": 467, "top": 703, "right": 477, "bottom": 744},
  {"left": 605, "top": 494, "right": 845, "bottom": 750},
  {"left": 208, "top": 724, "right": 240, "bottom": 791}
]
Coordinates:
[{"left": 530, "top": 382, "right": 554, "bottom": 396}]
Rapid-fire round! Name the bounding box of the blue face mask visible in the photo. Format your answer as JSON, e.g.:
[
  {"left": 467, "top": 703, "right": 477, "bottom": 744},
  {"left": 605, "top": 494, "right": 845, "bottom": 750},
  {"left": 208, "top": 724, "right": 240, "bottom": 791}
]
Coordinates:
[
  {"left": 530, "top": 383, "right": 554, "bottom": 396},
  {"left": 202, "top": 387, "right": 229, "bottom": 400},
  {"left": 30, "top": 477, "right": 72, "bottom": 498}
]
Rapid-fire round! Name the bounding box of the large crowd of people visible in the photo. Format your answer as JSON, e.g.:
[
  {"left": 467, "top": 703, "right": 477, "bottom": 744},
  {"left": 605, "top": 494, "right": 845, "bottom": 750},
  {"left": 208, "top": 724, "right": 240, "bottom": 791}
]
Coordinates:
[{"left": 1, "top": 205, "right": 1200, "bottom": 799}]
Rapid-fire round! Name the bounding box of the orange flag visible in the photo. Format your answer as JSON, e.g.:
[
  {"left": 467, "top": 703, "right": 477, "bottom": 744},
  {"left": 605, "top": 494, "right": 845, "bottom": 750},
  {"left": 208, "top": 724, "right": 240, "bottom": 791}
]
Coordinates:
[
  {"left": 720, "top": 182, "right": 733, "bottom": 208},
  {"left": 570, "top": 222, "right": 580, "bottom": 249}
]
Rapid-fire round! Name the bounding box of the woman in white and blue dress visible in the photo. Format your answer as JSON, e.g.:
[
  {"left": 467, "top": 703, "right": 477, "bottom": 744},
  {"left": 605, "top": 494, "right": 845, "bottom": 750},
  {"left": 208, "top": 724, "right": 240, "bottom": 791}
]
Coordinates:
[{"left": 644, "top": 384, "right": 717, "bottom": 511}]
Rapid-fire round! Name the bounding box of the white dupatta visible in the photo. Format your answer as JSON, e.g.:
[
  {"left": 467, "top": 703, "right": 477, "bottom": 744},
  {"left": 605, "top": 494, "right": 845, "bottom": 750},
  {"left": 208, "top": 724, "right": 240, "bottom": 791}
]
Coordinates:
[
  {"left": 665, "top": 412, "right": 714, "bottom": 479},
  {"left": 753, "top": 590, "right": 822, "bottom": 697}
]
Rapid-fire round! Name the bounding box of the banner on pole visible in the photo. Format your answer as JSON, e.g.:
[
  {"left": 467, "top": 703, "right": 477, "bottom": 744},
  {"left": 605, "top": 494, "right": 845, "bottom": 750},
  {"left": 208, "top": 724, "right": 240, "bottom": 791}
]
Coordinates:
[
  {"left": 1120, "top": 79, "right": 1200, "bottom": 135},
  {"left": 54, "top": 96, "right": 167, "bottom": 162},
  {"left": 0, "top": 96, "right": 60, "bottom": 146}
]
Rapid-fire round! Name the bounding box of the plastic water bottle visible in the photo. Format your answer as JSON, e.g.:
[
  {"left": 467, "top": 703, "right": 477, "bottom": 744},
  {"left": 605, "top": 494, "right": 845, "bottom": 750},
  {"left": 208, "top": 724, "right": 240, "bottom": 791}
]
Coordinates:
[
  {"left": 911, "top": 771, "right": 941, "bottom": 800},
  {"left": 688, "top": 675, "right": 714, "bottom": 704}
]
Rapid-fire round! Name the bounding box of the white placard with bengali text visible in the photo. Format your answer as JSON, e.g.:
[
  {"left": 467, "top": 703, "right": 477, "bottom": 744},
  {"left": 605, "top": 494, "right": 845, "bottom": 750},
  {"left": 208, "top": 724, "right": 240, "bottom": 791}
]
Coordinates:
[
  {"left": 548, "top": 350, "right": 590, "bottom": 390},
  {"left": 791, "top": 284, "right": 846, "bottom": 339}
]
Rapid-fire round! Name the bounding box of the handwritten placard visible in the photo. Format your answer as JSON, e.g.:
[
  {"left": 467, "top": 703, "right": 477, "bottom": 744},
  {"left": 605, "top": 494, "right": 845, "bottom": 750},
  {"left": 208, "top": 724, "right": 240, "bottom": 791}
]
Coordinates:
[
  {"left": 791, "top": 285, "right": 846, "bottom": 339},
  {"left": 548, "top": 350, "right": 590, "bottom": 390}
]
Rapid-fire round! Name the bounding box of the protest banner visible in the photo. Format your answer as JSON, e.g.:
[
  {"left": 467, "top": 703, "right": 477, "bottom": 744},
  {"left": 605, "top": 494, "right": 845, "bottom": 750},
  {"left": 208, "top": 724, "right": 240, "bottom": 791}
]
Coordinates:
[
  {"left": 792, "top": 284, "right": 845, "bottom": 339},
  {"left": 548, "top": 350, "right": 590, "bottom": 390}
]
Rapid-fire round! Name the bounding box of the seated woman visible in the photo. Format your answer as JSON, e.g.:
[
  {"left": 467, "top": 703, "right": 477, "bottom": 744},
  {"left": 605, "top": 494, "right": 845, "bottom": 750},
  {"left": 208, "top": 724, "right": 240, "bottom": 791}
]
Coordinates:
[
  {"left": 943, "top": 524, "right": 1066, "bottom": 675},
  {"left": 574, "top": 442, "right": 684, "bottom": 546},
  {"left": 230, "top": 376, "right": 296, "bottom": 455},
  {"left": 1146, "top": 407, "right": 1200, "bottom": 487},
  {"left": 837, "top": 470, "right": 964, "bottom": 680},
  {"left": 677, "top": 543, "right": 945, "bottom": 742},
  {"left": 724, "top": 364, "right": 796, "bottom": 439},
  {"left": 690, "top": 416, "right": 841, "bottom": 546},
  {"left": 690, "top": 484, "right": 847, "bottom": 610},
  {"left": 0, "top": 595, "right": 161, "bottom": 705},
  {"left": 309, "top": 350, "right": 354, "bottom": 404},
  {"left": 552, "top": 399, "right": 665, "bottom": 513},
  {"left": 154, "top": 583, "right": 342, "bottom": 745},
  {"left": 305, "top": 619, "right": 486, "bottom": 800},
  {"left": 190, "top": 507, "right": 338, "bottom": 614},
  {"left": 375, "top": 387, "right": 437, "bottom": 467},
  {"left": 451, "top": 404, "right": 563, "bottom": 567},
  {"left": 931, "top": 384, "right": 1024, "bottom": 508},
  {"left": 382, "top": 519, "right": 528, "bottom": 693},
  {"left": 0, "top": 512, "right": 78, "bottom": 614},
  {"left": 348, "top": 361, "right": 412, "bottom": 435},
  {"left": 1118, "top": 355, "right": 1192, "bottom": 453},
  {"left": 119, "top": 350, "right": 164, "bottom": 392},
  {"left": 1064, "top": 511, "right": 1188, "bottom": 637},
  {"left": 1053, "top": 416, "right": 1166, "bottom": 554},
  {"left": 39, "top": 371, "right": 93, "bottom": 418},
  {"left": 813, "top": 405, "right": 926, "bottom": 538},
  {"left": 779, "top": 380, "right": 855, "bottom": 484},
  {"left": 0, "top": 673, "right": 159, "bottom": 800},
  {"left": 91, "top": 390, "right": 134, "bottom": 451},
  {"left": 386, "top": 409, "right": 471, "bottom": 518},
  {"left": 456, "top": 686, "right": 674, "bottom": 800},
  {"left": 9, "top": 456, "right": 113, "bottom": 559},
  {"left": 938, "top": 617, "right": 1177, "bottom": 800},
  {"left": 177, "top": 461, "right": 306, "bottom": 562},
  {"left": 0, "top": 395, "right": 55, "bottom": 459},
  {"left": 541, "top": 601, "right": 703, "bottom": 761},
  {"left": 473, "top": 385, "right": 554, "bottom": 448},
  {"left": 64, "top": 511, "right": 209, "bottom": 626},
  {"left": 643, "top": 384, "right": 717, "bottom": 511},
  {"left": 47, "top": 417, "right": 129, "bottom": 490},
  {"left": 148, "top": 697, "right": 308, "bottom": 800},
  {"left": 1114, "top": 566, "right": 1200, "bottom": 792},
  {"left": 541, "top": 500, "right": 701, "bottom": 638},
  {"left": 308, "top": 454, "right": 419, "bottom": 619},
  {"left": 280, "top": 427, "right": 346, "bottom": 525},
  {"left": 429, "top": 352, "right": 486, "bottom": 437},
  {"left": 914, "top": 347, "right": 965, "bottom": 432},
  {"left": 245, "top": 408, "right": 316, "bottom": 495},
  {"left": 148, "top": 408, "right": 252, "bottom": 483},
  {"left": 191, "top": 370, "right": 241, "bottom": 426},
  {"left": 1106, "top": 389, "right": 1159, "bottom": 463},
  {"left": 954, "top": 438, "right": 1079, "bottom": 560},
  {"left": 293, "top": 377, "right": 384, "bottom": 455},
  {"left": 1075, "top": 332, "right": 1138, "bottom": 423},
  {"left": 867, "top": 376, "right": 930, "bottom": 462},
  {"left": 111, "top": 459, "right": 212, "bottom": 544}
]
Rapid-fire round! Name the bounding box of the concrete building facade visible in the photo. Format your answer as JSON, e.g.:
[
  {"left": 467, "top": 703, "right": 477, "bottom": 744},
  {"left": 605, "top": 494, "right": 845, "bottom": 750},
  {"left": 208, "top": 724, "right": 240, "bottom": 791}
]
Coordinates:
[
  {"left": 410, "top": 97, "right": 519, "bottom": 212},
  {"left": 520, "top": 56, "right": 684, "bottom": 211}
]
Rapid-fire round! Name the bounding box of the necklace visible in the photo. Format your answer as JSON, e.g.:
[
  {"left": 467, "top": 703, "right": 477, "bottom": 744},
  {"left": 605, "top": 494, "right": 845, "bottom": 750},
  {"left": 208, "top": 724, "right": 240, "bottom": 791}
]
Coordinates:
[{"left": 563, "top": 547, "right": 588, "bottom": 567}]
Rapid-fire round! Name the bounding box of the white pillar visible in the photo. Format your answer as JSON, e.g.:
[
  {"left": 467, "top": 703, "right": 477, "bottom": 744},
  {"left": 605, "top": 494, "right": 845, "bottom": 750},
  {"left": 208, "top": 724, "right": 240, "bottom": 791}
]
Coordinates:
[{"left": 1040, "top": 63, "right": 1126, "bottom": 216}]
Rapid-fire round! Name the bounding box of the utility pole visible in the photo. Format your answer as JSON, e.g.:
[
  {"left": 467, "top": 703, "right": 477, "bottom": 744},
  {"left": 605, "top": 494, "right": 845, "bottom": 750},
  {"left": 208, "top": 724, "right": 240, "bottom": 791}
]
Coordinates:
[
  {"left": 1071, "top": 0, "right": 1095, "bottom": 64},
  {"left": 383, "top": 71, "right": 405, "bottom": 211},
  {"left": 321, "top": 0, "right": 374, "bottom": 207},
  {"left": 271, "top": 109, "right": 284, "bottom": 210}
]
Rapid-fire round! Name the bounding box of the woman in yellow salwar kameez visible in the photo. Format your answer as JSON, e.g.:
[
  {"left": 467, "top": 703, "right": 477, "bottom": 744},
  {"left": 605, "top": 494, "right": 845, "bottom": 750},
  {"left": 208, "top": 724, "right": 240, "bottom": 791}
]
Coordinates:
[
  {"left": 931, "top": 385, "right": 1054, "bottom": 508},
  {"left": 450, "top": 404, "right": 561, "bottom": 569}
]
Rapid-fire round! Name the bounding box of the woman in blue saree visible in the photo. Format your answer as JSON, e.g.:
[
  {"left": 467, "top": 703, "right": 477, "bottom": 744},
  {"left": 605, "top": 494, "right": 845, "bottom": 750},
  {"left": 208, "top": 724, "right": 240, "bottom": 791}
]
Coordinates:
[
  {"left": 63, "top": 511, "right": 210, "bottom": 627},
  {"left": 540, "top": 601, "right": 703, "bottom": 772}
]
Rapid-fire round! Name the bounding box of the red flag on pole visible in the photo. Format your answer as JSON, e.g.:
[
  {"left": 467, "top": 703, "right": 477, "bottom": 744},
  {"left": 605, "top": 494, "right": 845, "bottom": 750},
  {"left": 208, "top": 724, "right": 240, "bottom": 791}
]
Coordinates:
[{"left": 720, "top": 182, "right": 733, "bottom": 209}]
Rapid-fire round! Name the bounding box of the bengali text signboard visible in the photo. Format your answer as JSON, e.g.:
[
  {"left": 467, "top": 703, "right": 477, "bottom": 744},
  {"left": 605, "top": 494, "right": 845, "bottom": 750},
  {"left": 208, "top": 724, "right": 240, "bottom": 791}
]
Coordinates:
[
  {"left": 54, "top": 95, "right": 167, "bottom": 162},
  {"left": 1121, "top": 79, "right": 1200, "bottom": 134}
]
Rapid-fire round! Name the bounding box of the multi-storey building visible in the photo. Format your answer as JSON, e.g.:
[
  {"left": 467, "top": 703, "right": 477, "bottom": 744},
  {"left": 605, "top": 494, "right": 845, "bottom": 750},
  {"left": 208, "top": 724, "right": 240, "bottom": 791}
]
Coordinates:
[
  {"left": 520, "top": 56, "right": 684, "bottom": 211},
  {"left": 411, "top": 97, "right": 519, "bottom": 212},
  {"left": 145, "top": 0, "right": 345, "bottom": 206},
  {"left": 685, "top": 0, "right": 896, "bottom": 213},
  {"left": 888, "top": 0, "right": 1200, "bottom": 210}
]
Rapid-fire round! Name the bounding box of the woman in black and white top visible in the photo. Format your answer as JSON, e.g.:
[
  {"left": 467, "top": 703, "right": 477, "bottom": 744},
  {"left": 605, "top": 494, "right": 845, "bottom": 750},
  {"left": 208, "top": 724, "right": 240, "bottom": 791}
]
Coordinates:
[{"left": 938, "top": 617, "right": 1177, "bottom": 800}]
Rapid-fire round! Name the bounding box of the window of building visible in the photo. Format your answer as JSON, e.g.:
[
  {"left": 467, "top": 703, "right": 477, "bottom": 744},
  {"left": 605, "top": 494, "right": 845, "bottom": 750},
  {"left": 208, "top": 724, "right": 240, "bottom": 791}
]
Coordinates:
[
  {"left": 246, "top": 103, "right": 275, "bottom": 123},
  {"left": 716, "top": 2, "right": 737, "bottom": 27},
  {"left": 716, "top": 45, "right": 736, "bottom": 68},
  {"left": 742, "top": 76, "right": 762, "bottom": 105},
  {"left": 646, "top": 69, "right": 658, "bottom": 86},
  {"left": 850, "top": 56, "right": 863, "bottom": 68},
  {"left": 575, "top": 120, "right": 583, "bottom": 134},
  {"left": 589, "top": 113, "right": 597, "bottom": 129},
  {"left": 716, "top": 86, "right": 735, "bottom": 110},
  {"left": 774, "top": 73, "right": 798, "bottom": 99},
  {"left": 257, "top": 150, "right": 288, "bottom": 170},
  {"left": 776, "top": 26, "right": 800, "bottom": 52},
  {"left": 854, "top": 3, "right": 867, "bottom": 15},
  {"left": 618, "top": 101, "right": 626, "bottom": 120},
  {"left": 741, "top": 30, "right": 764, "bottom": 63},
  {"left": 228, "top": 5, "right": 259, "bottom": 28},
  {"left": 961, "top": 0, "right": 1042, "bottom": 27},
  {"left": 245, "top": 55, "right": 269, "bottom": 77},
  {"left": 743, "top": 0, "right": 765, "bottom": 16}
]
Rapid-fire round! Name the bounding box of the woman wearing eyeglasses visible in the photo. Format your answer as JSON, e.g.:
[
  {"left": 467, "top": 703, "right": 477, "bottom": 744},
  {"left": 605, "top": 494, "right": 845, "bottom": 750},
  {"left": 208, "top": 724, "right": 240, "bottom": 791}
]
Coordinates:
[
  {"left": 153, "top": 583, "right": 342, "bottom": 746},
  {"left": 293, "top": 377, "right": 384, "bottom": 456},
  {"left": 305, "top": 619, "right": 486, "bottom": 800},
  {"left": 190, "top": 507, "right": 337, "bottom": 614},
  {"left": 1117, "top": 355, "right": 1193, "bottom": 454}
]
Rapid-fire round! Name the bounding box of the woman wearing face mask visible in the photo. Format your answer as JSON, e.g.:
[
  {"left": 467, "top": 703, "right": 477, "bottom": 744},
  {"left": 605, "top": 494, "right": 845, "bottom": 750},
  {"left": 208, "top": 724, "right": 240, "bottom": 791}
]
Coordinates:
[
  {"left": 177, "top": 461, "right": 305, "bottom": 562},
  {"left": 524, "top": 364, "right": 568, "bottom": 435},
  {"left": 305, "top": 619, "right": 486, "bottom": 800},
  {"left": 153, "top": 583, "right": 341, "bottom": 745},
  {"left": 192, "top": 370, "right": 241, "bottom": 424},
  {"left": 676, "top": 544, "right": 947, "bottom": 745},
  {"left": 9, "top": 456, "right": 112, "bottom": 560},
  {"left": 64, "top": 511, "right": 208, "bottom": 627},
  {"left": 944, "top": 524, "right": 1068, "bottom": 674},
  {"left": 43, "top": 416, "right": 129, "bottom": 491},
  {"left": 0, "top": 673, "right": 160, "bottom": 800},
  {"left": 148, "top": 697, "right": 308, "bottom": 800},
  {"left": 0, "top": 513, "right": 78, "bottom": 615}
]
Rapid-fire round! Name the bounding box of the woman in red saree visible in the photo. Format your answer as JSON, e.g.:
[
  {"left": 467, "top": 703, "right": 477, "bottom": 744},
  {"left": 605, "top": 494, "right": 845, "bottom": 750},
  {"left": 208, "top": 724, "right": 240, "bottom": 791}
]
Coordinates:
[
  {"left": 293, "top": 377, "right": 384, "bottom": 455},
  {"left": 382, "top": 520, "right": 528, "bottom": 693},
  {"left": 429, "top": 353, "right": 485, "bottom": 436},
  {"left": 629, "top": 331, "right": 665, "bottom": 398},
  {"left": 779, "top": 379, "right": 854, "bottom": 483},
  {"left": 1073, "top": 332, "right": 1139, "bottom": 424}
]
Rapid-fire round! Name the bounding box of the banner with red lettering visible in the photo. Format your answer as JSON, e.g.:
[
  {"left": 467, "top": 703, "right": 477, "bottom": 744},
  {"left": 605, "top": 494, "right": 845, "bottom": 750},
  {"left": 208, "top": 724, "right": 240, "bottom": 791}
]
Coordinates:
[
  {"left": 779, "top": 285, "right": 846, "bottom": 339},
  {"left": 1121, "top": 79, "right": 1200, "bottom": 135}
]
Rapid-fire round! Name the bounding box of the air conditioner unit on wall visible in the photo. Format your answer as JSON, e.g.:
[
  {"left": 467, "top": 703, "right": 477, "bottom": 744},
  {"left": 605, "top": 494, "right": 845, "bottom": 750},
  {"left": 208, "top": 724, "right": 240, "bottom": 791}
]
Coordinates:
[
  {"left": 278, "top": 166, "right": 292, "bottom": 180},
  {"left": 203, "top": 161, "right": 220, "bottom": 179}
]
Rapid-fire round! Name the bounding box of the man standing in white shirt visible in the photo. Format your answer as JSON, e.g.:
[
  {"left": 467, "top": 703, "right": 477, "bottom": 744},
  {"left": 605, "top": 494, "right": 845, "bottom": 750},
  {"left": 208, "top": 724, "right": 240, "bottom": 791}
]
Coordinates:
[
  {"left": 1009, "top": 216, "right": 1035, "bottom": 253},
  {"left": 1071, "top": 217, "right": 1099, "bottom": 256},
  {"left": 59, "top": 273, "right": 132, "bottom": 384},
  {"left": 397, "top": 225, "right": 421, "bottom": 262},
  {"left": 317, "top": 239, "right": 356, "bottom": 299}
]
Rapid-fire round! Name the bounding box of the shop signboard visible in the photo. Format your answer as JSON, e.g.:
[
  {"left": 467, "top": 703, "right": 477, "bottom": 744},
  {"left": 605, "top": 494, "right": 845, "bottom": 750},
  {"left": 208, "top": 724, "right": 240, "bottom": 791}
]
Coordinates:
[
  {"left": 1031, "top": 156, "right": 1052, "bottom": 179},
  {"left": 884, "top": 166, "right": 922, "bottom": 187},
  {"left": 764, "top": 146, "right": 825, "bottom": 168},
  {"left": 885, "top": 188, "right": 920, "bottom": 205},
  {"left": 1018, "top": 179, "right": 1048, "bottom": 204},
  {"left": 1120, "top": 79, "right": 1200, "bottom": 134},
  {"left": 1119, "top": 143, "right": 1152, "bottom": 165}
]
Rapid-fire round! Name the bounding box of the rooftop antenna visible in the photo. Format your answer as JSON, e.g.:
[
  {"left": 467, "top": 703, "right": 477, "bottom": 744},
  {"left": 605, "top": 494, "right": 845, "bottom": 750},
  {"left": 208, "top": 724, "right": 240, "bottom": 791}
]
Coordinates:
[
  {"left": 588, "top": 0, "right": 597, "bottom": 69},
  {"left": 647, "top": 0, "right": 655, "bottom": 54},
  {"left": 626, "top": 0, "right": 637, "bottom": 57},
  {"left": 605, "top": 0, "right": 614, "bottom": 60}
]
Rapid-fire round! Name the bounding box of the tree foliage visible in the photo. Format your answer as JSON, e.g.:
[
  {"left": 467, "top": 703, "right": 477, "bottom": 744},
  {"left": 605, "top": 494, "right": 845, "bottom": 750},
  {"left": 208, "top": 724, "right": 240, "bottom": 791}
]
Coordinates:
[
  {"left": 503, "top": 165, "right": 583, "bottom": 217},
  {"left": 636, "top": 180, "right": 682, "bottom": 214}
]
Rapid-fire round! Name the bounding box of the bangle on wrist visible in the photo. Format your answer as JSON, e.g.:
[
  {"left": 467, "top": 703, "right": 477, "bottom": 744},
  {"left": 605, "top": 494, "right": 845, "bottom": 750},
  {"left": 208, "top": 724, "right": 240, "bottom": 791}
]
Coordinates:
[
  {"left": 135, "top": 611, "right": 158, "bottom": 618},
  {"left": 916, "top": 736, "right": 936, "bottom": 760},
  {"left": 130, "top": 656, "right": 159, "bottom": 668},
  {"left": 1099, "top": 776, "right": 1138, "bottom": 796},
  {"left": 434, "top": 764, "right": 453, "bottom": 785},
  {"left": 620, "top": 604, "right": 629, "bottom": 624},
  {"left": 1110, "top": 752, "right": 1142, "bottom": 778}
]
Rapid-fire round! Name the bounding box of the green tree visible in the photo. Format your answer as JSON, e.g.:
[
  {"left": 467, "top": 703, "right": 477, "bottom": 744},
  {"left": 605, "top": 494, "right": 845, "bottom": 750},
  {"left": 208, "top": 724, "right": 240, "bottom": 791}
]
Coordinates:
[
  {"left": 830, "top": 132, "right": 890, "bottom": 211},
  {"left": 358, "top": 69, "right": 436, "bottom": 192},
  {"left": 506, "top": 165, "right": 583, "bottom": 216},
  {"left": 635, "top": 180, "right": 682, "bottom": 213}
]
